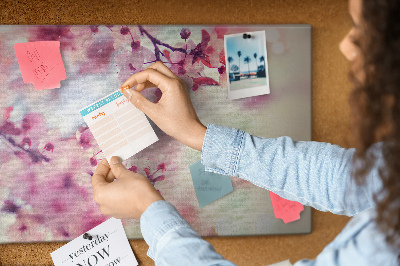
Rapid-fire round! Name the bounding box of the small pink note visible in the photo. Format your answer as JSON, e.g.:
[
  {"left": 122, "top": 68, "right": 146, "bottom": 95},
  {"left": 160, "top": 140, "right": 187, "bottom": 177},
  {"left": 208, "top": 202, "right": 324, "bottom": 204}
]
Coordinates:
[
  {"left": 14, "top": 41, "right": 66, "bottom": 90},
  {"left": 269, "top": 191, "right": 304, "bottom": 224}
]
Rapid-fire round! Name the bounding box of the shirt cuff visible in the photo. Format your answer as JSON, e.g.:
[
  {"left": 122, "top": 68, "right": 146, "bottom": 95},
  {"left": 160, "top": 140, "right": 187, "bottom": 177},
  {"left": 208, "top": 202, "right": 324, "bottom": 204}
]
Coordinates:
[
  {"left": 201, "top": 124, "right": 245, "bottom": 176},
  {"left": 140, "top": 200, "right": 192, "bottom": 260}
]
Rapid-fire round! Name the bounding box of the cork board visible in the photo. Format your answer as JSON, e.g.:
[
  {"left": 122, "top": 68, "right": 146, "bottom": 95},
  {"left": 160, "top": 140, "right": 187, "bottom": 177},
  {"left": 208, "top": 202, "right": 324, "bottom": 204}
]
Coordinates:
[{"left": 0, "top": 0, "right": 352, "bottom": 265}]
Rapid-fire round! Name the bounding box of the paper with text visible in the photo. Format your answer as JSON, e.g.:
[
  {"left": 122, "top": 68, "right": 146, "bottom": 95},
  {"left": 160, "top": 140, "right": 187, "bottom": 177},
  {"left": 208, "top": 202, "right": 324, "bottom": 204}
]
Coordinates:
[
  {"left": 51, "top": 218, "right": 138, "bottom": 266},
  {"left": 269, "top": 191, "right": 304, "bottom": 224},
  {"left": 190, "top": 160, "right": 233, "bottom": 208},
  {"left": 14, "top": 41, "right": 66, "bottom": 90},
  {"left": 80, "top": 90, "right": 158, "bottom": 162}
]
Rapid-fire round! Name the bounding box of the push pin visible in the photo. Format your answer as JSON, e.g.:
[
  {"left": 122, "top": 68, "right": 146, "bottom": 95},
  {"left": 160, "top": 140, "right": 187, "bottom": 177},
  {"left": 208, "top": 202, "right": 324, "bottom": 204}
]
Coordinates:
[
  {"left": 83, "top": 233, "right": 96, "bottom": 240},
  {"left": 120, "top": 85, "right": 130, "bottom": 93},
  {"left": 243, "top": 33, "right": 252, "bottom": 39}
]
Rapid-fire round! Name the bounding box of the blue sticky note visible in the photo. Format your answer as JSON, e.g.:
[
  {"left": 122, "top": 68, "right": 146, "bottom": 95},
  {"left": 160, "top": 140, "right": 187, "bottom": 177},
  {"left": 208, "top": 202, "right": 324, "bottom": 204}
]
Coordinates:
[{"left": 189, "top": 160, "right": 233, "bottom": 208}]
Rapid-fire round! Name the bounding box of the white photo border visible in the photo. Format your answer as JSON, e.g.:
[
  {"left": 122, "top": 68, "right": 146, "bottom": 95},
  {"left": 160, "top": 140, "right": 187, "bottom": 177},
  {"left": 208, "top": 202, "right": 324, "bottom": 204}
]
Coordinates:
[{"left": 224, "top": 30, "right": 270, "bottom": 100}]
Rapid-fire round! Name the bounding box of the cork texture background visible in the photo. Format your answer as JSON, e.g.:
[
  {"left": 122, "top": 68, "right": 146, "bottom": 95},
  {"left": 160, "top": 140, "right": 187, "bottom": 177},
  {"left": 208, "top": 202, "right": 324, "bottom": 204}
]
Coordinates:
[{"left": 0, "top": 0, "right": 353, "bottom": 265}]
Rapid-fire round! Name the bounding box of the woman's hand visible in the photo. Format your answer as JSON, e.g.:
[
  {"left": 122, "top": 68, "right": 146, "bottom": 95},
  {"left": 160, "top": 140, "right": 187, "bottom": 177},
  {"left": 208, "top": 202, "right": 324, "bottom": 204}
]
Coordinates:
[
  {"left": 120, "top": 61, "right": 206, "bottom": 151},
  {"left": 91, "top": 157, "right": 164, "bottom": 219}
]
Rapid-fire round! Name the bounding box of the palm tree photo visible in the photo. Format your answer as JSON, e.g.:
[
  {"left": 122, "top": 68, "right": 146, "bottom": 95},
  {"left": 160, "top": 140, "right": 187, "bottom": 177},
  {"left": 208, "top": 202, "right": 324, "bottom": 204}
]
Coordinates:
[
  {"left": 228, "top": 56, "right": 233, "bottom": 71},
  {"left": 259, "top": 55, "right": 265, "bottom": 66},
  {"left": 244, "top": 56, "right": 251, "bottom": 78},
  {"left": 237, "top": 51, "right": 242, "bottom": 77},
  {"left": 253, "top": 53, "right": 258, "bottom": 74}
]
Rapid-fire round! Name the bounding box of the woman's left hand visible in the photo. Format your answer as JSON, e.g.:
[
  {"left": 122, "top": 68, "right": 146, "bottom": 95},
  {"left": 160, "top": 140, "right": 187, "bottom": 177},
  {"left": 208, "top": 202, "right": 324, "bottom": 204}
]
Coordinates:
[{"left": 91, "top": 157, "right": 164, "bottom": 219}]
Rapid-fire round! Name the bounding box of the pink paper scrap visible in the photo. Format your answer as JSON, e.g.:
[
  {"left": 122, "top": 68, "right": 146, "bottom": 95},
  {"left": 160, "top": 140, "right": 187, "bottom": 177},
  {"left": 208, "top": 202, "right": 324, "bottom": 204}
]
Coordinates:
[
  {"left": 14, "top": 41, "right": 66, "bottom": 90},
  {"left": 269, "top": 191, "right": 304, "bottom": 224}
]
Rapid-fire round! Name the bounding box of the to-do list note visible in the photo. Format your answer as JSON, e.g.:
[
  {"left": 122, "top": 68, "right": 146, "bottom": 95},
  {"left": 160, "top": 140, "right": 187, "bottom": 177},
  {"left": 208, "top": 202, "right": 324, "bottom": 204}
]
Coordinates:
[{"left": 80, "top": 90, "right": 158, "bottom": 162}]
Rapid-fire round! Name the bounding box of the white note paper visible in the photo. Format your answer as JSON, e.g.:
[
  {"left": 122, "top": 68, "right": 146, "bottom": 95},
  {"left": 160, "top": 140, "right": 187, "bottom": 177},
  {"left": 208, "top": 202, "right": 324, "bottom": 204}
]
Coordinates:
[
  {"left": 80, "top": 90, "right": 158, "bottom": 162},
  {"left": 51, "top": 218, "right": 138, "bottom": 266}
]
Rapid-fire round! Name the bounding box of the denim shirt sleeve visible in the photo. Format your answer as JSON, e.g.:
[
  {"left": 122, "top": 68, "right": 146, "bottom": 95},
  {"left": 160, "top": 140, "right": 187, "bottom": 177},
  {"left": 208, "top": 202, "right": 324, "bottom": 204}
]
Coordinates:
[
  {"left": 140, "top": 200, "right": 237, "bottom": 266},
  {"left": 201, "top": 124, "right": 383, "bottom": 216}
]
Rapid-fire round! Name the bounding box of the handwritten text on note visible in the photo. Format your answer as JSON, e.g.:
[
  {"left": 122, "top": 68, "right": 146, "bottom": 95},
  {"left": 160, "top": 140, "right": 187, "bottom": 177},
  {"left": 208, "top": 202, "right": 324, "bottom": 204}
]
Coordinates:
[
  {"left": 189, "top": 160, "right": 233, "bottom": 208},
  {"left": 14, "top": 41, "right": 67, "bottom": 90}
]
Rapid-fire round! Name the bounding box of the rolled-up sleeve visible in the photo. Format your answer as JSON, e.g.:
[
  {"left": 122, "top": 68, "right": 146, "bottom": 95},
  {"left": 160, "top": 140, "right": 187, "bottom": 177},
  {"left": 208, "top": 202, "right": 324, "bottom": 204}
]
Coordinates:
[{"left": 201, "top": 124, "right": 383, "bottom": 216}]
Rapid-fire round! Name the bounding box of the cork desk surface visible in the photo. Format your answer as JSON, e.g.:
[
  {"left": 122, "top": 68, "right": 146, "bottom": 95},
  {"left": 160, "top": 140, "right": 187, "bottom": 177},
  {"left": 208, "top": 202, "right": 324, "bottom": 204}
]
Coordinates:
[{"left": 0, "top": 0, "right": 352, "bottom": 265}]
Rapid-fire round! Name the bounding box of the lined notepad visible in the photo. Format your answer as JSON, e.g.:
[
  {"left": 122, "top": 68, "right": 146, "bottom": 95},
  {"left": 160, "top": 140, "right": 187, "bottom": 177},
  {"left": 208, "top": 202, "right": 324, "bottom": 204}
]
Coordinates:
[{"left": 80, "top": 90, "right": 158, "bottom": 162}]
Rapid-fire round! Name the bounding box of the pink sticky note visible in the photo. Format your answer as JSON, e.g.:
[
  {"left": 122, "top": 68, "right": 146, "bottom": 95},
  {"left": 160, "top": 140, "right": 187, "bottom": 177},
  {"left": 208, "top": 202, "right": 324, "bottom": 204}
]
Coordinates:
[
  {"left": 14, "top": 41, "right": 66, "bottom": 90},
  {"left": 269, "top": 191, "right": 304, "bottom": 224}
]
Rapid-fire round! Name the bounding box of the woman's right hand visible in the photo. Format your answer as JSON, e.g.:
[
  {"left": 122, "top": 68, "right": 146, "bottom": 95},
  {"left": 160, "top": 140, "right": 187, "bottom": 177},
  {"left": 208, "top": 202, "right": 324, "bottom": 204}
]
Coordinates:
[{"left": 120, "top": 61, "right": 207, "bottom": 151}]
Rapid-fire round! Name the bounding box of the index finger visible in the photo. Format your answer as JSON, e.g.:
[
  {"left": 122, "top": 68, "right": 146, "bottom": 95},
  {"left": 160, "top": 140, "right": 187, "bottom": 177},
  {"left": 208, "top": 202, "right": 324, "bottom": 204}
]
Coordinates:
[
  {"left": 120, "top": 68, "right": 173, "bottom": 93},
  {"left": 91, "top": 159, "right": 111, "bottom": 189}
]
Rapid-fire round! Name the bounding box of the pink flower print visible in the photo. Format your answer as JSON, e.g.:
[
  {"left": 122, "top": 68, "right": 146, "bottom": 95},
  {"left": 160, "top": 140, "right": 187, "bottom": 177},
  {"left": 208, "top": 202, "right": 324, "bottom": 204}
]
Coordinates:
[
  {"left": 162, "top": 41, "right": 203, "bottom": 91},
  {"left": 79, "top": 39, "right": 115, "bottom": 74},
  {"left": 0, "top": 111, "right": 49, "bottom": 164},
  {"left": 75, "top": 127, "right": 102, "bottom": 168},
  {"left": 20, "top": 113, "right": 47, "bottom": 144},
  {"left": 128, "top": 163, "right": 167, "bottom": 192},
  {"left": 115, "top": 47, "right": 155, "bottom": 83},
  {"left": 89, "top": 25, "right": 99, "bottom": 34},
  {"left": 180, "top": 75, "right": 194, "bottom": 91},
  {"left": 213, "top": 26, "right": 229, "bottom": 39},
  {"left": 163, "top": 39, "right": 203, "bottom": 76},
  {"left": 89, "top": 157, "right": 97, "bottom": 167},
  {"left": 29, "top": 174, "right": 94, "bottom": 239},
  {"left": 180, "top": 28, "right": 191, "bottom": 40},
  {"left": 192, "top": 77, "right": 219, "bottom": 91},
  {"left": 44, "top": 142, "right": 54, "bottom": 152},
  {"left": 189, "top": 30, "right": 213, "bottom": 68},
  {"left": 77, "top": 127, "right": 96, "bottom": 150},
  {"left": 2, "top": 106, "right": 13, "bottom": 122},
  {"left": 162, "top": 47, "right": 184, "bottom": 75},
  {"left": 128, "top": 165, "right": 138, "bottom": 173},
  {"left": 68, "top": 26, "right": 96, "bottom": 64},
  {"left": 157, "top": 163, "right": 166, "bottom": 172},
  {"left": 6, "top": 209, "right": 47, "bottom": 242},
  {"left": 21, "top": 137, "right": 31, "bottom": 148},
  {"left": 111, "top": 25, "right": 141, "bottom": 51},
  {"left": 31, "top": 130, "right": 91, "bottom": 189},
  {"left": 0, "top": 149, "right": 12, "bottom": 165},
  {"left": 206, "top": 30, "right": 225, "bottom": 68},
  {"left": 143, "top": 167, "right": 151, "bottom": 176},
  {"left": 218, "top": 65, "right": 227, "bottom": 89},
  {"left": 120, "top": 26, "right": 130, "bottom": 35},
  {"left": 0, "top": 121, "right": 21, "bottom": 136},
  {"left": 1, "top": 200, "right": 21, "bottom": 213},
  {"left": 29, "top": 26, "right": 75, "bottom": 50},
  {"left": 131, "top": 40, "right": 140, "bottom": 50}
]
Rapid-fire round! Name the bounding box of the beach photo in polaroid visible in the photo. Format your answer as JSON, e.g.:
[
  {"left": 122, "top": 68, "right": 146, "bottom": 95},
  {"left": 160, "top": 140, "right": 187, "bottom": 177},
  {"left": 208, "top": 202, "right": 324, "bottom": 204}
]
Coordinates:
[{"left": 224, "top": 30, "right": 270, "bottom": 100}]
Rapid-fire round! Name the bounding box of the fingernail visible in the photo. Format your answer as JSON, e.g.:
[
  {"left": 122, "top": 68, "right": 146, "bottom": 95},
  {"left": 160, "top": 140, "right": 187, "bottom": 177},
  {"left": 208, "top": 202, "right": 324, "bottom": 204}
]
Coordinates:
[
  {"left": 110, "top": 156, "right": 121, "bottom": 165},
  {"left": 120, "top": 85, "right": 130, "bottom": 92},
  {"left": 123, "top": 89, "right": 133, "bottom": 100}
]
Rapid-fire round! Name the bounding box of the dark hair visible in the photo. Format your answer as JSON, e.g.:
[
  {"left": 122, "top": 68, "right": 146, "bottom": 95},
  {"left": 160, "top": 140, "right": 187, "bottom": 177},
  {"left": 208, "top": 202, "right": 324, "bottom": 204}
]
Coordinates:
[{"left": 349, "top": 0, "right": 400, "bottom": 261}]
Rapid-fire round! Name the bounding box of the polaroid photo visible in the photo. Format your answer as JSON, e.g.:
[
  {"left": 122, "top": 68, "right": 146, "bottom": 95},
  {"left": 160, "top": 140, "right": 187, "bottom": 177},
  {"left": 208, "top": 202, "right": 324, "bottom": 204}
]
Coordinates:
[{"left": 224, "top": 30, "right": 270, "bottom": 100}]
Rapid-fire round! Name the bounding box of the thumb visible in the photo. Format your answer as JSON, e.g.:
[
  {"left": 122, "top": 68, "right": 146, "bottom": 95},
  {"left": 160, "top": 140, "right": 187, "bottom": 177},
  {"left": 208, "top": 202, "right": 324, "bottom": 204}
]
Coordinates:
[
  {"left": 122, "top": 88, "right": 154, "bottom": 115},
  {"left": 109, "top": 156, "right": 128, "bottom": 178}
]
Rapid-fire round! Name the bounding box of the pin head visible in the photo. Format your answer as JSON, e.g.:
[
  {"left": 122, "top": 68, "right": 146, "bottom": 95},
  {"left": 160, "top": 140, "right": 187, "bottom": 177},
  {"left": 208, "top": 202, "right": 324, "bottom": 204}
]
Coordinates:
[
  {"left": 83, "top": 233, "right": 92, "bottom": 240},
  {"left": 243, "top": 33, "right": 252, "bottom": 39}
]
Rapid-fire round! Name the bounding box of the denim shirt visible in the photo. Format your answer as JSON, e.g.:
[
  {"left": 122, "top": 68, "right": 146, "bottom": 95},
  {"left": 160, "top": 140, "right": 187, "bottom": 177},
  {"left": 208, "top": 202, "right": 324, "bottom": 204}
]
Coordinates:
[{"left": 140, "top": 124, "right": 399, "bottom": 265}]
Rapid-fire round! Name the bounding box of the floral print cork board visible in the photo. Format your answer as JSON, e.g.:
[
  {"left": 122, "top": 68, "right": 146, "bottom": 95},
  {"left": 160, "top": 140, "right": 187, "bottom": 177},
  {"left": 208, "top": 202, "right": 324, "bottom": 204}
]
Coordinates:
[{"left": 0, "top": 25, "right": 312, "bottom": 243}]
